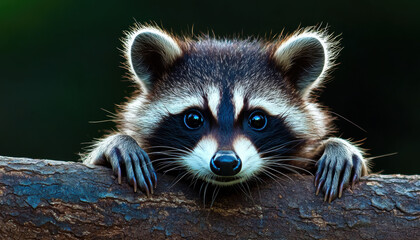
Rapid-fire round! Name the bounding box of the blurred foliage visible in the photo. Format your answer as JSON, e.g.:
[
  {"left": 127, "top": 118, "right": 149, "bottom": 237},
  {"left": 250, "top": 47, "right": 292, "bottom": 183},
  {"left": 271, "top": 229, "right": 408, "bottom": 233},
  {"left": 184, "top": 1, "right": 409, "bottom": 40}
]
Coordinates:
[{"left": 0, "top": 0, "right": 419, "bottom": 174}]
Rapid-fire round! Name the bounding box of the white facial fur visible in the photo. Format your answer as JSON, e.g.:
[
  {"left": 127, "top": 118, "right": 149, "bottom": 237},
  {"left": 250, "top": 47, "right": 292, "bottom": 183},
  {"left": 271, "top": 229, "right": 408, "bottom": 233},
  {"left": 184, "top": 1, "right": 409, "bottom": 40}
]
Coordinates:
[
  {"left": 232, "top": 136, "right": 263, "bottom": 181},
  {"left": 207, "top": 86, "right": 221, "bottom": 121},
  {"left": 233, "top": 88, "right": 245, "bottom": 120},
  {"left": 180, "top": 136, "right": 218, "bottom": 182},
  {"left": 233, "top": 86, "right": 313, "bottom": 137},
  {"left": 248, "top": 97, "right": 310, "bottom": 136},
  {"left": 180, "top": 135, "right": 264, "bottom": 186},
  {"left": 137, "top": 94, "right": 204, "bottom": 136},
  {"left": 124, "top": 85, "right": 222, "bottom": 139}
]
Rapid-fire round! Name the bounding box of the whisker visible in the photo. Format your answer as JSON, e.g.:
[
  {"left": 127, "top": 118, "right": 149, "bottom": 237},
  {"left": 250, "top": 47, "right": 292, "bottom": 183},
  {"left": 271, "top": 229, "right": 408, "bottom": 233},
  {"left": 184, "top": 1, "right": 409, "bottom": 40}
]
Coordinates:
[
  {"left": 255, "top": 140, "right": 288, "bottom": 153},
  {"left": 262, "top": 157, "right": 316, "bottom": 163},
  {"left": 147, "top": 150, "right": 188, "bottom": 155},
  {"left": 169, "top": 171, "right": 190, "bottom": 189},
  {"left": 253, "top": 175, "right": 267, "bottom": 185},
  {"left": 150, "top": 157, "right": 183, "bottom": 162},
  {"left": 88, "top": 119, "right": 116, "bottom": 124},
  {"left": 261, "top": 169, "right": 284, "bottom": 185},
  {"left": 155, "top": 164, "right": 179, "bottom": 172},
  {"left": 265, "top": 162, "right": 314, "bottom": 176},
  {"left": 258, "top": 139, "right": 306, "bottom": 154},
  {"left": 189, "top": 172, "right": 201, "bottom": 189},
  {"left": 251, "top": 179, "right": 263, "bottom": 205},
  {"left": 260, "top": 170, "right": 288, "bottom": 193},
  {"left": 151, "top": 156, "right": 185, "bottom": 163},
  {"left": 267, "top": 163, "right": 309, "bottom": 177},
  {"left": 328, "top": 110, "right": 367, "bottom": 133},
  {"left": 146, "top": 147, "right": 192, "bottom": 155},
  {"left": 100, "top": 108, "right": 118, "bottom": 117},
  {"left": 210, "top": 186, "right": 220, "bottom": 209},
  {"left": 203, "top": 182, "right": 210, "bottom": 207},
  {"left": 162, "top": 166, "right": 184, "bottom": 174},
  {"left": 145, "top": 144, "right": 194, "bottom": 153},
  {"left": 365, "top": 152, "right": 397, "bottom": 161},
  {"left": 152, "top": 163, "right": 177, "bottom": 170},
  {"left": 236, "top": 183, "right": 252, "bottom": 200},
  {"left": 263, "top": 166, "right": 294, "bottom": 182},
  {"left": 244, "top": 182, "right": 254, "bottom": 203},
  {"left": 199, "top": 182, "right": 205, "bottom": 197}
]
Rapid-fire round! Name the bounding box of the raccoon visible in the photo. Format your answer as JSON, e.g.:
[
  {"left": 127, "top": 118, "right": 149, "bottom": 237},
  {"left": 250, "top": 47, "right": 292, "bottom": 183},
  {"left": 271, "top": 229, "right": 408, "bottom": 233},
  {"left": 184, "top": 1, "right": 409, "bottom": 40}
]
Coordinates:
[{"left": 83, "top": 24, "right": 369, "bottom": 202}]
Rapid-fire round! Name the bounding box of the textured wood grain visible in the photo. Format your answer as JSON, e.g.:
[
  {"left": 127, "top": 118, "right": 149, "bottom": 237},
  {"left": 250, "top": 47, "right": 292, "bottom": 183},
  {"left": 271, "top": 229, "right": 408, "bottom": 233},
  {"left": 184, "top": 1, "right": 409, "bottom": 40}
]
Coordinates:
[{"left": 0, "top": 156, "right": 419, "bottom": 239}]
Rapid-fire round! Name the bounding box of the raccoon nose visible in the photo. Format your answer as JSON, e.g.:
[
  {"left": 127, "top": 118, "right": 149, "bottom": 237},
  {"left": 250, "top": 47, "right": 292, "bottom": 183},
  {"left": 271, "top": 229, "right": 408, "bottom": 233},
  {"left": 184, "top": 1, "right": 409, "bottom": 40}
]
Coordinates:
[{"left": 210, "top": 150, "right": 242, "bottom": 176}]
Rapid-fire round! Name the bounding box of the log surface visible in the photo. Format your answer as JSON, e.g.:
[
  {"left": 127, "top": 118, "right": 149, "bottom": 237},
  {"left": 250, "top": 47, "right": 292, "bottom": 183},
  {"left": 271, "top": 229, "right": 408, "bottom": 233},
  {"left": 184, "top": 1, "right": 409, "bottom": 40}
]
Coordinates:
[{"left": 0, "top": 156, "right": 419, "bottom": 239}]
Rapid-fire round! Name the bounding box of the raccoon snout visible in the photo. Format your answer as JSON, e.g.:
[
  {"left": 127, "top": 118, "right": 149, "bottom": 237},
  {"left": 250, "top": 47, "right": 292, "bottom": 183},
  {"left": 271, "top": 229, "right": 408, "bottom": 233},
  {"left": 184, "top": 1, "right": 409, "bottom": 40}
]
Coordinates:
[{"left": 210, "top": 150, "right": 242, "bottom": 176}]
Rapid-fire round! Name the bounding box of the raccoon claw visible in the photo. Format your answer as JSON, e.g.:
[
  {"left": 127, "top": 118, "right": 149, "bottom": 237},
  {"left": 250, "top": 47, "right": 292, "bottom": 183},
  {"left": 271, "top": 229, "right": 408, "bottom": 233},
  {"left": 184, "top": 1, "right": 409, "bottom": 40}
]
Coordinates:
[
  {"left": 314, "top": 138, "right": 367, "bottom": 202},
  {"left": 338, "top": 180, "right": 345, "bottom": 198},
  {"left": 315, "top": 178, "right": 324, "bottom": 195},
  {"left": 93, "top": 135, "right": 157, "bottom": 196},
  {"left": 315, "top": 156, "right": 356, "bottom": 202},
  {"left": 117, "top": 166, "right": 122, "bottom": 184}
]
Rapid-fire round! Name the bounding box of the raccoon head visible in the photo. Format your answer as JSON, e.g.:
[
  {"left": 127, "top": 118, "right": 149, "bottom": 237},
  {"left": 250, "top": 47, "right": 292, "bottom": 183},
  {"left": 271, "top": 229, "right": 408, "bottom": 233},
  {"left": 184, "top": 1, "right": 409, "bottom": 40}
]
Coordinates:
[{"left": 122, "top": 25, "right": 337, "bottom": 186}]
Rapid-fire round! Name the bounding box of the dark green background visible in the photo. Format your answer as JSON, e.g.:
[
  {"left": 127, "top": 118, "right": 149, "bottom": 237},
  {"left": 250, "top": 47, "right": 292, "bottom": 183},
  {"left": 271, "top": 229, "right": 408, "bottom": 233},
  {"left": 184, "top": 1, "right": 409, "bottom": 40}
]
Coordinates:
[{"left": 1, "top": 0, "right": 419, "bottom": 174}]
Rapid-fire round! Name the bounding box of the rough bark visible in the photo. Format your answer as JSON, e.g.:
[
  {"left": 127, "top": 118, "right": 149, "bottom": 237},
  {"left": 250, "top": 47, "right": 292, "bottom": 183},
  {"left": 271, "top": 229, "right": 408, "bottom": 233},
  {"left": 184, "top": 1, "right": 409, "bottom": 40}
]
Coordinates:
[{"left": 0, "top": 156, "right": 419, "bottom": 240}]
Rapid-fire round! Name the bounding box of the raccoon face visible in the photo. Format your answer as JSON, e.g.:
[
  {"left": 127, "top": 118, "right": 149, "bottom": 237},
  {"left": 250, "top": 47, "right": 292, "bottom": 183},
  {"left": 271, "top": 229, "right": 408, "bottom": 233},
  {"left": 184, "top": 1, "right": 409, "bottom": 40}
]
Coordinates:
[{"left": 123, "top": 25, "right": 336, "bottom": 186}]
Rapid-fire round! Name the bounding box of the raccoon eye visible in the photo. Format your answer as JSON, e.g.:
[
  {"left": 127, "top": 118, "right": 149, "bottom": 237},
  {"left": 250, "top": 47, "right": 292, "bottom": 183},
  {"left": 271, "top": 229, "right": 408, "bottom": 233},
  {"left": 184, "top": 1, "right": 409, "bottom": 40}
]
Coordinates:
[
  {"left": 184, "top": 110, "right": 204, "bottom": 130},
  {"left": 248, "top": 111, "right": 267, "bottom": 131}
]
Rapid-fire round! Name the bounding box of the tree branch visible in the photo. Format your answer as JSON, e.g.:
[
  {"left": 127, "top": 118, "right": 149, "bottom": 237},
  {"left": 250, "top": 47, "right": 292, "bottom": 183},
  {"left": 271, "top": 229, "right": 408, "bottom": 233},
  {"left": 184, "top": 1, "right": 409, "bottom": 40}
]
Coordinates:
[{"left": 0, "top": 156, "right": 419, "bottom": 239}]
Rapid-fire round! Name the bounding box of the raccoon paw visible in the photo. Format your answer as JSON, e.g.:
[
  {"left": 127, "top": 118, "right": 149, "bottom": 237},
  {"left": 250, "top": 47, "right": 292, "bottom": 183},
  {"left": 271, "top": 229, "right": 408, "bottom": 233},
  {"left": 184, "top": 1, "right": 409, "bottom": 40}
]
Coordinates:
[
  {"left": 85, "top": 134, "right": 157, "bottom": 196},
  {"left": 314, "top": 138, "right": 368, "bottom": 203}
]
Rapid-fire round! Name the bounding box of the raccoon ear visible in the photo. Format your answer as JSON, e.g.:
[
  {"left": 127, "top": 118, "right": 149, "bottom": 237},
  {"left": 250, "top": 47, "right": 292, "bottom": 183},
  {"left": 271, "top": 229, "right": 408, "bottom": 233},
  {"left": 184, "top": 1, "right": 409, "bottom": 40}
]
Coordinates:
[
  {"left": 127, "top": 27, "right": 182, "bottom": 90},
  {"left": 273, "top": 32, "right": 332, "bottom": 96}
]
